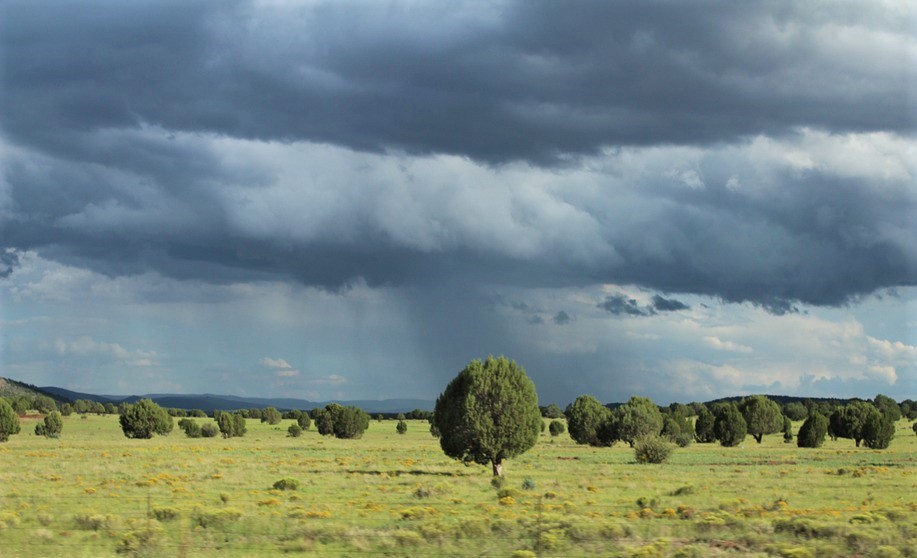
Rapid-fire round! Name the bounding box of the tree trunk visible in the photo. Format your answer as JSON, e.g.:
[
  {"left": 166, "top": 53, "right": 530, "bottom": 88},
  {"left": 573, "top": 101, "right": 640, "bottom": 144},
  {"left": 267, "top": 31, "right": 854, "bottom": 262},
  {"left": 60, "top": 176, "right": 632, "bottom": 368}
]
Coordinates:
[
  {"left": 855, "top": 438, "right": 861, "bottom": 447},
  {"left": 491, "top": 459, "right": 503, "bottom": 477},
  {"left": 754, "top": 434, "right": 763, "bottom": 444}
]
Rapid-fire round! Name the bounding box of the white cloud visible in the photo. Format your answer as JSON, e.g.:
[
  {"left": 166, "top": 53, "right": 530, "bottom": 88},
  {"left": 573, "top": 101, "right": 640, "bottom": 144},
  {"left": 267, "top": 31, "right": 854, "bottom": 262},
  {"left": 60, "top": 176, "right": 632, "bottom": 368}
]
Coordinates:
[
  {"left": 260, "top": 357, "right": 293, "bottom": 369},
  {"left": 702, "top": 336, "right": 753, "bottom": 353},
  {"left": 52, "top": 336, "right": 157, "bottom": 367},
  {"left": 275, "top": 369, "right": 299, "bottom": 377}
]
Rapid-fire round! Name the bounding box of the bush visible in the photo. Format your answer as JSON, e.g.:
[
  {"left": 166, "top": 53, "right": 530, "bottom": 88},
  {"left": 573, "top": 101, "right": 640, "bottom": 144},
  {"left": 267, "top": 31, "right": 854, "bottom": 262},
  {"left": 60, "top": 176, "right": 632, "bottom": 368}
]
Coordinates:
[
  {"left": 797, "top": 412, "right": 828, "bottom": 448},
  {"left": 297, "top": 412, "right": 311, "bottom": 430},
  {"left": 713, "top": 404, "right": 746, "bottom": 447},
  {"left": 634, "top": 435, "right": 674, "bottom": 464},
  {"left": 119, "top": 399, "right": 173, "bottom": 439},
  {"left": 0, "top": 399, "right": 21, "bottom": 442},
  {"left": 177, "top": 418, "right": 202, "bottom": 438},
  {"left": 782, "top": 416, "right": 793, "bottom": 443},
  {"left": 862, "top": 411, "right": 895, "bottom": 449},
  {"left": 200, "top": 423, "right": 218, "bottom": 438},
  {"left": 288, "top": 423, "right": 302, "bottom": 438},
  {"left": 693, "top": 407, "right": 716, "bottom": 443},
  {"left": 565, "top": 395, "right": 612, "bottom": 446},
  {"left": 272, "top": 478, "right": 299, "bottom": 491},
  {"left": 260, "top": 406, "right": 282, "bottom": 425},
  {"left": 314, "top": 403, "right": 371, "bottom": 439},
  {"left": 396, "top": 420, "right": 407, "bottom": 435},
  {"left": 35, "top": 411, "right": 63, "bottom": 438},
  {"left": 548, "top": 419, "right": 565, "bottom": 436}
]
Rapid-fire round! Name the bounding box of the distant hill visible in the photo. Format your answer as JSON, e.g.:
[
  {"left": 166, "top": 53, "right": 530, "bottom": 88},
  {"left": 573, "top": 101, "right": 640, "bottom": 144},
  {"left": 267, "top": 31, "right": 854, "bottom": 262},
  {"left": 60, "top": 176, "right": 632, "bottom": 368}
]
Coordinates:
[
  {"left": 11, "top": 380, "right": 435, "bottom": 414},
  {"left": 0, "top": 377, "right": 70, "bottom": 404}
]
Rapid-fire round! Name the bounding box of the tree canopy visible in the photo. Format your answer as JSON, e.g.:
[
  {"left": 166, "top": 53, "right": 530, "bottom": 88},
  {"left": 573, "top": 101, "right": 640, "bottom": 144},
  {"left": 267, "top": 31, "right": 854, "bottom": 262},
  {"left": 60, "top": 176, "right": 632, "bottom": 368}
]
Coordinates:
[
  {"left": 433, "top": 356, "right": 541, "bottom": 476},
  {"left": 119, "top": 399, "right": 173, "bottom": 439},
  {"left": 565, "top": 395, "right": 612, "bottom": 447},
  {"left": 739, "top": 395, "right": 783, "bottom": 443}
]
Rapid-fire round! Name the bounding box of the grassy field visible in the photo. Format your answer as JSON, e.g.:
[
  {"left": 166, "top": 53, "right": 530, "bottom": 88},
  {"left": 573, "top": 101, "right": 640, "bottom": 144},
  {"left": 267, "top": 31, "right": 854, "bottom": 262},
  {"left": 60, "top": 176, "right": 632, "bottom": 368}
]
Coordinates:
[{"left": 0, "top": 415, "right": 915, "bottom": 557}]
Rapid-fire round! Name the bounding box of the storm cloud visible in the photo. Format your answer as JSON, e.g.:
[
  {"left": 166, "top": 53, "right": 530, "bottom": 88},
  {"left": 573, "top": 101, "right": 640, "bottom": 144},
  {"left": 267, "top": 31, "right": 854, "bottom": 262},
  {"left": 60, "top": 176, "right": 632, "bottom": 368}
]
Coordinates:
[{"left": 0, "top": 1, "right": 914, "bottom": 402}]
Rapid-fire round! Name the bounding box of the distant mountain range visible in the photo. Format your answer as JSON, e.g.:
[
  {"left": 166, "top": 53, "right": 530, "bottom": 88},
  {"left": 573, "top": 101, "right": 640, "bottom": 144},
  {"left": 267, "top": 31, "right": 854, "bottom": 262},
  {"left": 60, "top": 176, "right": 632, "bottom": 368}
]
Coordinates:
[{"left": 28, "top": 383, "right": 433, "bottom": 414}]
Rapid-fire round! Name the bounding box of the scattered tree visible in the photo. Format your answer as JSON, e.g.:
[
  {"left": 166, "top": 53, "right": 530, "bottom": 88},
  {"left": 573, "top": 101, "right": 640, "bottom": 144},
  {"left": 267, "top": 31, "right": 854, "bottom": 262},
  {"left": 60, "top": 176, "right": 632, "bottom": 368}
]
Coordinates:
[
  {"left": 829, "top": 401, "right": 875, "bottom": 446},
  {"left": 782, "top": 416, "right": 793, "bottom": 443},
  {"left": 661, "top": 415, "right": 693, "bottom": 447},
  {"left": 0, "top": 399, "right": 21, "bottom": 442},
  {"left": 797, "top": 412, "right": 828, "bottom": 448},
  {"left": 119, "top": 399, "right": 173, "bottom": 439},
  {"left": 614, "top": 396, "right": 664, "bottom": 447},
  {"left": 296, "top": 412, "right": 311, "bottom": 431},
  {"left": 694, "top": 406, "right": 717, "bottom": 443},
  {"left": 433, "top": 356, "right": 541, "bottom": 477},
  {"left": 783, "top": 402, "right": 808, "bottom": 421},
  {"left": 713, "top": 403, "right": 747, "bottom": 447},
  {"left": 548, "top": 419, "right": 565, "bottom": 437},
  {"left": 260, "top": 407, "right": 282, "bottom": 425},
  {"left": 312, "top": 403, "right": 370, "bottom": 439},
  {"left": 215, "top": 411, "right": 247, "bottom": 438},
  {"left": 200, "top": 423, "right": 218, "bottom": 438},
  {"left": 288, "top": 423, "right": 303, "bottom": 438},
  {"left": 862, "top": 410, "right": 895, "bottom": 449},
  {"left": 873, "top": 394, "right": 902, "bottom": 423},
  {"left": 396, "top": 420, "right": 407, "bottom": 435},
  {"left": 541, "top": 404, "right": 565, "bottom": 419},
  {"left": 177, "top": 418, "right": 202, "bottom": 438},
  {"left": 34, "top": 411, "right": 63, "bottom": 438},
  {"left": 565, "top": 395, "right": 612, "bottom": 447},
  {"left": 739, "top": 395, "right": 784, "bottom": 444}
]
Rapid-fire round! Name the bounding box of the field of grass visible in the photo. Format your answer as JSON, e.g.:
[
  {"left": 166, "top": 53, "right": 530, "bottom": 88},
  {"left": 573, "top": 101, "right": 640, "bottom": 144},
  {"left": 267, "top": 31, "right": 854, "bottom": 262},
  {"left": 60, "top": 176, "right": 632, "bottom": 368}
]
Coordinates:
[{"left": 1, "top": 415, "right": 915, "bottom": 557}]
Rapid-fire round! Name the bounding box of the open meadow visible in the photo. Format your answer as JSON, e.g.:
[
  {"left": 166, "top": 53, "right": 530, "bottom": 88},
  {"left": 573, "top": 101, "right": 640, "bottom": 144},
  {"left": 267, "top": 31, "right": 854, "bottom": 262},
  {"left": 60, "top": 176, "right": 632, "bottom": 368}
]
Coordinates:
[{"left": 1, "top": 415, "right": 915, "bottom": 557}]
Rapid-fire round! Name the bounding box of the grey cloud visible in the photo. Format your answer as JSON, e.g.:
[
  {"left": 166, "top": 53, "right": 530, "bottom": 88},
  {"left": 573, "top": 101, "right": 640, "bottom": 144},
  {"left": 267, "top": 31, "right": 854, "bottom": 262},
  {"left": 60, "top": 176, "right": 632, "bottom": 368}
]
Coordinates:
[
  {"left": 2, "top": 1, "right": 911, "bottom": 166},
  {"left": 552, "top": 311, "right": 572, "bottom": 325},
  {"left": 0, "top": 250, "right": 20, "bottom": 278},
  {"left": 651, "top": 295, "right": 689, "bottom": 312},
  {"left": 598, "top": 294, "right": 652, "bottom": 317},
  {"left": 0, "top": 1, "right": 914, "bottom": 316}
]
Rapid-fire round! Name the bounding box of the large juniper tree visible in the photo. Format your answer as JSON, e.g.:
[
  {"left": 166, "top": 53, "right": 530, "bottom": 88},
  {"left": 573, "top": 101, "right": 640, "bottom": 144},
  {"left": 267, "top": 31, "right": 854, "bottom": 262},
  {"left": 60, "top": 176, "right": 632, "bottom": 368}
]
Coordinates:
[
  {"left": 433, "top": 356, "right": 541, "bottom": 476},
  {"left": 739, "top": 395, "right": 783, "bottom": 444}
]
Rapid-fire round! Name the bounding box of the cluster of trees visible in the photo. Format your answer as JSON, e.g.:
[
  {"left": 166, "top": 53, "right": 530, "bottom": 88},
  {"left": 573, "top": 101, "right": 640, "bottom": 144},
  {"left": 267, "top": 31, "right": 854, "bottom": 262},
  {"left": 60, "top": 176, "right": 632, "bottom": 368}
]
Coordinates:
[
  {"left": 313, "top": 403, "right": 370, "bottom": 439},
  {"left": 566, "top": 395, "right": 680, "bottom": 448}
]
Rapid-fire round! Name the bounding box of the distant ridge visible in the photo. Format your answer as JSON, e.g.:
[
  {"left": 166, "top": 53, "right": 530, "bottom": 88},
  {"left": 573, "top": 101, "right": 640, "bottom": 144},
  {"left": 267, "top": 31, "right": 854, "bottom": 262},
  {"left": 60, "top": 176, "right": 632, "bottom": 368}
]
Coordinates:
[{"left": 26, "top": 380, "right": 434, "bottom": 414}]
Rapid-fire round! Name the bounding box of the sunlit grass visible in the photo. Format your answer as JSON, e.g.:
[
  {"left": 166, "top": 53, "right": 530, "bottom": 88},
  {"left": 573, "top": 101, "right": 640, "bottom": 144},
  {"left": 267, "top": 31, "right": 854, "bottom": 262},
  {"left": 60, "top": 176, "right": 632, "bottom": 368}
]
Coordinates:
[{"left": 0, "top": 415, "right": 914, "bottom": 556}]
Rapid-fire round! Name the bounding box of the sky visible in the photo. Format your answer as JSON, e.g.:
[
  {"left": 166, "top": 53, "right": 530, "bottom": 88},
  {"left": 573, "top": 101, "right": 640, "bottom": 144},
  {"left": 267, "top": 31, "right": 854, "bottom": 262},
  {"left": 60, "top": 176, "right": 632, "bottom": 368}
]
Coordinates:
[{"left": 1, "top": 0, "right": 915, "bottom": 405}]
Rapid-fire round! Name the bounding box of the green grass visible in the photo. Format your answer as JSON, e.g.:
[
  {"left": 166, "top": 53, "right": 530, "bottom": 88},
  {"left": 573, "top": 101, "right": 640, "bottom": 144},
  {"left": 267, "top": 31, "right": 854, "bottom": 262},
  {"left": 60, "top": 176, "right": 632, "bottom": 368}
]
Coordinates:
[{"left": 1, "top": 416, "right": 915, "bottom": 556}]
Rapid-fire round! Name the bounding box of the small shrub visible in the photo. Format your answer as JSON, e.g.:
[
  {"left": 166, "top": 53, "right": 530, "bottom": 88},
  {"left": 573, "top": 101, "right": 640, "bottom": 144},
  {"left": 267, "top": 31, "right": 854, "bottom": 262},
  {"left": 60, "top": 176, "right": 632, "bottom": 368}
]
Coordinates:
[
  {"left": 288, "top": 424, "right": 303, "bottom": 438},
  {"left": 634, "top": 435, "right": 674, "bottom": 464},
  {"left": 396, "top": 420, "right": 407, "bottom": 435},
  {"left": 150, "top": 507, "right": 179, "bottom": 522},
  {"left": 191, "top": 507, "right": 242, "bottom": 529},
  {"left": 273, "top": 478, "right": 300, "bottom": 491},
  {"left": 521, "top": 478, "right": 536, "bottom": 491},
  {"left": 490, "top": 476, "right": 506, "bottom": 490},
  {"left": 200, "top": 423, "right": 218, "bottom": 438},
  {"left": 548, "top": 420, "right": 565, "bottom": 436}
]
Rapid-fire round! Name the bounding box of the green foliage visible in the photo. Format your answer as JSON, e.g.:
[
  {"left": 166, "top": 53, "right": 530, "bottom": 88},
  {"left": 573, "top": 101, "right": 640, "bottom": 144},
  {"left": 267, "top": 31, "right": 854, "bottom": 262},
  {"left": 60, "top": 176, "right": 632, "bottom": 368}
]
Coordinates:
[
  {"left": 614, "top": 396, "right": 664, "bottom": 447},
  {"left": 873, "top": 394, "right": 901, "bottom": 422},
  {"left": 634, "top": 435, "right": 674, "bottom": 464},
  {"left": 661, "top": 415, "right": 693, "bottom": 447},
  {"left": 713, "top": 403, "right": 747, "bottom": 447},
  {"left": 200, "top": 423, "right": 218, "bottom": 438},
  {"left": 783, "top": 416, "right": 793, "bottom": 443},
  {"left": 34, "top": 411, "right": 63, "bottom": 438},
  {"left": 118, "top": 399, "right": 173, "bottom": 439},
  {"left": 0, "top": 398, "right": 21, "bottom": 442},
  {"left": 783, "top": 402, "right": 808, "bottom": 421},
  {"left": 288, "top": 423, "right": 303, "bottom": 437},
  {"left": 396, "top": 420, "right": 407, "bottom": 435},
  {"left": 829, "top": 401, "right": 875, "bottom": 446},
  {"left": 60, "top": 403, "right": 73, "bottom": 416},
  {"left": 739, "top": 395, "right": 783, "bottom": 443},
  {"left": 177, "top": 418, "right": 202, "bottom": 438},
  {"left": 433, "top": 356, "right": 541, "bottom": 476},
  {"left": 272, "top": 478, "right": 299, "bottom": 491},
  {"left": 861, "top": 410, "right": 894, "bottom": 449},
  {"left": 260, "top": 406, "right": 282, "bottom": 425},
  {"left": 693, "top": 406, "right": 716, "bottom": 443},
  {"left": 548, "top": 419, "right": 565, "bottom": 436},
  {"left": 541, "top": 403, "right": 565, "bottom": 418},
  {"left": 797, "top": 412, "right": 828, "bottom": 448},
  {"left": 312, "top": 403, "right": 370, "bottom": 439},
  {"left": 214, "top": 411, "right": 247, "bottom": 438},
  {"left": 296, "top": 412, "right": 311, "bottom": 430},
  {"left": 565, "top": 395, "right": 612, "bottom": 446}
]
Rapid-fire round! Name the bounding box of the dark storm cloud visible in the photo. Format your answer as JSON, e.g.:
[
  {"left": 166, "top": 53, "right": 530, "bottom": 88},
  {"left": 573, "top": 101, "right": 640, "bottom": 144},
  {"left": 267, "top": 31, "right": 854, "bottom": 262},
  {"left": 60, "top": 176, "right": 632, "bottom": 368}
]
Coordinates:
[
  {"left": 0, "top": 0, "right": 914, "bottom": 313},
  {"left": 552, "top": 311, "right": 572, "bottom": 325},
  {"left": 1, "top": 1, "right": 911, "bottom": 165},
  {"left": 0, "top": 250, "right": 20, "bottom": 278},
  {"left": 599, "top": 294, "right": 651, "bottom": 317},
  {"left": 651, "top": 295, "right": 689, "bottom": 313}
]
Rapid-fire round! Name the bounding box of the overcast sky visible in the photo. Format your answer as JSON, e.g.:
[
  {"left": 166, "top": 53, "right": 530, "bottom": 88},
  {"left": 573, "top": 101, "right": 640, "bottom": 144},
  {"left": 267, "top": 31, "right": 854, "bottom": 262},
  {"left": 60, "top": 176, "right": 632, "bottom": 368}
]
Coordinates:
[{"left": 1, "top": 0, "right": 914, "bottom": 405}]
